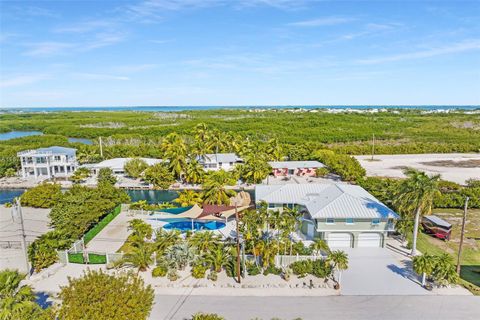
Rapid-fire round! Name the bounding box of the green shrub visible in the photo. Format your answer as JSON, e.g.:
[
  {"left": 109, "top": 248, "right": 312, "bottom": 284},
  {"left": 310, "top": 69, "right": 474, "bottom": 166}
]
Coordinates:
[
  {"left": 315, "top": 167, "right": 329, "bottom": 177},
  {"left": 311, "top": 259, "right": 333, "bottom": 278},
  {"left": 167, "top": 269, "right": 179, "bottom": 281},
  {"left": 291, "top": 242, "right": 313, "bottom": 255},
  {"left": 207, "top": 270, "right": 218, "bottom": 281},
  {"left": 21, "top": 183, "right": 62, "bottom": 208},
  {"left": 152, "top": 265, "right": 168, "bottom": 277},
  {"left": 263, "top": 265, "right": 282, "bottom": 276},
  {"left": 192, "top": 264, "right": 207, "bottom": 279},
  {"left": 312, "top": 149, "right": 365, "bottom": 182},
  {"left": 191, "top": 313, "right": 225, "bottom": 320},
  {"left": 290, "top": 260, "right": 313, "bottom": 277},
  {"left": 246, "top": 262, "right": 261, "bottom": 276}
]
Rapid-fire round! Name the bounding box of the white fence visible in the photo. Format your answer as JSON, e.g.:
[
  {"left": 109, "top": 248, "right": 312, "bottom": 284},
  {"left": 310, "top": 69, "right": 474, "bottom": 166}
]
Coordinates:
[{"left": 275, "top": 254, "right": 325, "bottom": 267}]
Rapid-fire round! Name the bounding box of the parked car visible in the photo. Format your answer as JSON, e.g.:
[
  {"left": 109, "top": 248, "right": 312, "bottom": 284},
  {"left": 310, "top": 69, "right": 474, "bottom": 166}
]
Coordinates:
[{"left": 421, "top": 215, "right": 452, "bottom": 240}]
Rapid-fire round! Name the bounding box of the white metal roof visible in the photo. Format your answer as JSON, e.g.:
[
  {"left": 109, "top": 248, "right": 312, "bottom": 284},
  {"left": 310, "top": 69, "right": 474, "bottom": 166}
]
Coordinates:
[
  {"left": 18, "top": 146, "right": 76, "bottom": 157},
  {"left": 200, "top": 153, "right": 241, "bottom": 164},
  {"left": 255, "top": 183, "right": 399, "bottom": 219},
  {"left": 90, "top": 158, "right": 163, "bottom": 171},
  {"left": 268, "top": 160, "right": 324, "bottom": 169}
]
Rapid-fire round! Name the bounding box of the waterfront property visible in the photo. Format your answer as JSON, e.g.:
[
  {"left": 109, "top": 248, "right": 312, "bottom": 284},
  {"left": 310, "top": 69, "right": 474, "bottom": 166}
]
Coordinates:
[
  {"left": 198, "top": 153, "right": 243, "bottom": 171},
  {"left": 83, "top": 157, "right": 163, "bottom": 175},
  {"left": 17, "top": 146, "right": 77, "bottom": 179},
  {"left": 268, "top": 161, "right": 325, "bottom": 177},
  {"left": 255, "top": 183, "right": 398, "bottom": 248}
]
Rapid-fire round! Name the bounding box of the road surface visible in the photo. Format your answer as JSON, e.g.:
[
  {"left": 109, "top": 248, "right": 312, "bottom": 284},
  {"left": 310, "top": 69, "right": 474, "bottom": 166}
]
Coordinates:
[{"left": 151, "top": 295, "right": 480, "bottom": 320}]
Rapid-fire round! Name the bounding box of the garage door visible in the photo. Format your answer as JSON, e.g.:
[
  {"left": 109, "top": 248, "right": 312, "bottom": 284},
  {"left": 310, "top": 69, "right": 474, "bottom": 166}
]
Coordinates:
[
  {"left": 327, "top": 233, "right": 352, "bottom": 248},
  {"left": 358, "top": 233, "right": 382, "bottom": 247}
]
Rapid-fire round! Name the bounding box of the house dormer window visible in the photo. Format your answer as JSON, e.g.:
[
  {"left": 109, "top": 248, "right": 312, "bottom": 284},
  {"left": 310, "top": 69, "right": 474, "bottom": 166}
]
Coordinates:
[
  {"left": 372, "top": 218, "right": 380, "bottom": 225},
  {"left": 326, "top": 218, "right": 335, "bottom": 225},
  {"left": 346, "top": 218, "right": 355, "bottom": 225}
]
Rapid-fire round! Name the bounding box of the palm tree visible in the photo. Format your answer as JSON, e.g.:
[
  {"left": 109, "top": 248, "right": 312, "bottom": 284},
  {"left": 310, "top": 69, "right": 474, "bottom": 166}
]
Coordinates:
[
  {"left": 205, "top": 245, "right": 231, "bottom": 272},
  {"left": 174, "top": 190, "right": 203, "bottom": 207},
  {"left": 395, "top": 218, "right": 414, "bottom": 242},
  {"left": 202, "top": 170, "right": 237, "bottom": 205},
  {"left": 265, "top": 138, "right": 284, "bottom": 161},
  {"left": 0, "top": 270, "right": 41, "bottom": 320},
  {"left": 161, "top": 133, "right": 188, "bottom": 178},
  {"left": 395, "top": 168, "right": 441, "bottom": 256},
  {"left": 412, "top": 253, "right": 435, "bottom": 287},
  {"left": 206, "top": 129, "right": 228, "bottom": 153},
  {"left": 188, "top": 231, "right": 220, "bottom": 254},
  {"left": 119, "top": 241, "right": 154, "bottom": 273},
  {"left": 327, "top": 250, "right": 349, "bottom": 288},
  {"left": 310, "top": 239, "right": 330, "bottom": 256},
  {"left": 238, "top": 153, "right": 271, "bottom": 184},
  {"left": 432, "top": 253, "right": 459, "bottom": 286},
  {"left": 184, "top": 160, "right": 205, "bottom": 185},
  {"left": 154, "top": 229, "right": 182, "bottom": 255},
  {"left": 128, "top": 219, "right": 153, "bottom": 240}
]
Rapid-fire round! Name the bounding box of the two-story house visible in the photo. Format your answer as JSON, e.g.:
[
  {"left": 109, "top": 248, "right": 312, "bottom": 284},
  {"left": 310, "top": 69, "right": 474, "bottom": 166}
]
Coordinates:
[
  {"left": 198, "top": 153, "right": 243, "bottom": 171},
  {"left": 17, "top": 146, "right": 78, "bottom": 179},
  {"left": 255, "top": 183, "right": 398, "bottom": 248}
]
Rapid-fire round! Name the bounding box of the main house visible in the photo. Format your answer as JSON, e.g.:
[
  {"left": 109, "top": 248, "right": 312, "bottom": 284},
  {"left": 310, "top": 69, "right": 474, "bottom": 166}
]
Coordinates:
[
  {"left": 255, "top": 183, "right": 398, "bottom": 248},
  {"left": 198, "top": 153, "right": 243, "bottom": 171},
  {"left": 83, "top": 157, "right": 163, "bottom": 175},
  {"left": 17, "top": 146, "right": 78, "bottom": 179},
  {"left": 268, "top": 160, "right": 325, "bottom": 177}
]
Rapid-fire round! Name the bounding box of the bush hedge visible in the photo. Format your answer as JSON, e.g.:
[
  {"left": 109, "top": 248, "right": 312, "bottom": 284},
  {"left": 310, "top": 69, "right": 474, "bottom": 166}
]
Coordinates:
[{"left": 83, "top": 205, "right": 121, "bottom": 244}]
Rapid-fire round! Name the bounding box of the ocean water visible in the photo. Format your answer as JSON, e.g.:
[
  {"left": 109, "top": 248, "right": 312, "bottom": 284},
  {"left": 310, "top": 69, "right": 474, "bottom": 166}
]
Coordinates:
[{"left": 1, "top": 105, "right": 479, "bottom": 113}]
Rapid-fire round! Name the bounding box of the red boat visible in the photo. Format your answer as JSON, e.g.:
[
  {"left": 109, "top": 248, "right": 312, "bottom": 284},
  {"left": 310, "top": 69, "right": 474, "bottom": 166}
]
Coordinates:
[{"left": 421, "top": 215, "right": 452, "bottom": 240}]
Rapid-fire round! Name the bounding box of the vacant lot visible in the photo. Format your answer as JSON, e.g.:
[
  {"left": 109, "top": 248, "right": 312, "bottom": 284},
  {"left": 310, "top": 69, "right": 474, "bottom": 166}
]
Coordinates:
[
  {"left": 418, "top": 208, "right": 480, "bottom": 290},
  {"left": 356, "top": 153, "right": 480, "bottom": 184}
]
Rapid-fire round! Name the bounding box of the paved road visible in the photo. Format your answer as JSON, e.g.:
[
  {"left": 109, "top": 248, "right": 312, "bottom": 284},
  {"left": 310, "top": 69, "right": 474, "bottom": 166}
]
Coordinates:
[{"left": 151, "top": 295, "right": 480, "bottom": 320}]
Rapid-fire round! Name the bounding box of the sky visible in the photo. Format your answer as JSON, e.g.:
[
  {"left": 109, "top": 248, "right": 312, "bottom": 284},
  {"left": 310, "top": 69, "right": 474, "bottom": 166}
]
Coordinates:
[{"left": 0, "top": 0, "right": 479, "bottom": 107}]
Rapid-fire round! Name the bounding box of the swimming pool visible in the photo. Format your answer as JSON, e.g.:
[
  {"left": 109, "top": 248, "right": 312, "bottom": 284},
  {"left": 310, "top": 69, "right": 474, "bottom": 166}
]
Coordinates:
[{"left": 163, "top": 220, "right": 226, "bottom": 232}]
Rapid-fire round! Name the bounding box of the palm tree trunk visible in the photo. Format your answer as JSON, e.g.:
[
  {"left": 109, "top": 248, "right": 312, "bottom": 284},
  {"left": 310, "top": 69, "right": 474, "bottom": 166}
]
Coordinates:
[{"left": 411, "top": 206, "right": 422, "bottom": 256}]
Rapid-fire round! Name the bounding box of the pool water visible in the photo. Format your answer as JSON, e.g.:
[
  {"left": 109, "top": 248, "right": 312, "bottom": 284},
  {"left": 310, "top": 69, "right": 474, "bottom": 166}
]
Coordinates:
[{"left": 163, "top": 220, "right": 225, "bottom": 231}]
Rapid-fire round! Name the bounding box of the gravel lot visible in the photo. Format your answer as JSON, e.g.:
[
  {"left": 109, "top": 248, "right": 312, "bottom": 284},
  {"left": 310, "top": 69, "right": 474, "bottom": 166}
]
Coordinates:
[{"left": 355, "top": 153, "right": 480, "bottom": 184}]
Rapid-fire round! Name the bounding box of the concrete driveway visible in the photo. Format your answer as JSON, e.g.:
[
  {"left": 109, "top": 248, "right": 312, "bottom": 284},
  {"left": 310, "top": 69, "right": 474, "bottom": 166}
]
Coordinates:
[{"left": 340, "top": 248, "right": 427, "bottom": 295}]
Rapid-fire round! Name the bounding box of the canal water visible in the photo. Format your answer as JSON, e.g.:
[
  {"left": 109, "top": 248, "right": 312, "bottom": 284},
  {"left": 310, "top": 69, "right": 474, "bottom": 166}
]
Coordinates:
[
  {"left": 0, "top": 131, "right": 43, "bottom": 140},
  {"left": 0, "top": 188, "right": 254, "bottom": 205}
]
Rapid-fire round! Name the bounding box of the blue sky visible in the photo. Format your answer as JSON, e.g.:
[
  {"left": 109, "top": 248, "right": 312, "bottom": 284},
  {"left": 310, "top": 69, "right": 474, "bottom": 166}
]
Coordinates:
[{"left": 0, "top": 0, "right": 479, "bottom": 107}]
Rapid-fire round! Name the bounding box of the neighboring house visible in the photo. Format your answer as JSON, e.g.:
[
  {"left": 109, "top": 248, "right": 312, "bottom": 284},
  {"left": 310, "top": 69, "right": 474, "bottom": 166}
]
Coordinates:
[
  {"left": 268, "top": 160, "right": 325, "bottom": 177},
  {"left": 17, "top": 146, "right": 77, "bottom": 179},
  {"left": 82, "top": 158, "right": 163, "bottom": 175},
  {"left": 255, "top": 183, "right": 398, "bottom": 248},
  {"left": 198, "top": 153, "right": 243, "bottom": 171}
]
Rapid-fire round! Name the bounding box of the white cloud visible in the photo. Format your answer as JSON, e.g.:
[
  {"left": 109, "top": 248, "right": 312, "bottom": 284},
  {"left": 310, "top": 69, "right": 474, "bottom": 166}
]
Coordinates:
[
  {"left": 357, "top": 40, "right": 480, "bottom": 64},
  {"left": 72, "top": 73, "right": 130, "bottom": 81},
  {"left": 0, "top": 74, "right": 49, "bottom": 88},
  {"left": 23, "top": 42, "right": 75, "bottom": 57},
  {"left": 288, "top": 16, "right": 355, "bottom": 27},
  {"left": 54, "top": 20, "right": 117, "bottom": 33}
]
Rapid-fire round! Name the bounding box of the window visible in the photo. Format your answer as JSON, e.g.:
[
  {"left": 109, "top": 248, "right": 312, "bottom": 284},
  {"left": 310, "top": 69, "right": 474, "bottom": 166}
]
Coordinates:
[
  {"left": 326, "top": 218, "right": 335, "bottom": 225},
  {"left": 54, "top": 155, "right": 61, "bottom": 161},
  {"left": 268, "top": 203, "right": 275, "bottom": 208},
  {"left": 372, "top": 219, "right": 380, "bottom": 225},
  {"left": 346, "top": 218, "right": 355, "bottom": 225}
]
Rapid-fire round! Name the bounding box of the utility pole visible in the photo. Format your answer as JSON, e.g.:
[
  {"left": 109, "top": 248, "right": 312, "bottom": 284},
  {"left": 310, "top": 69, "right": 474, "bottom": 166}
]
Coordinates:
[
  {"left": 99, "top": 136, "right": 104, "bottom": 158},
  {"left": 456, "top": 197, "right": 469, "bottom": 274},
  {"left": 371, "top": 133, "right": 375, "bottom": 161},
  {"left": 13, "top": 198, "right": 30, "bottom": 277},
  {"left": 234, "top": 201, "right": 241, "bottom": 284}
]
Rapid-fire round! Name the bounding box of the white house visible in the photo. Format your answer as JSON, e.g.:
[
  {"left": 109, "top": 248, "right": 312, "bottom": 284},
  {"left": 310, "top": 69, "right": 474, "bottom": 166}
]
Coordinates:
[
  {"left": 268, "top": 160, "right": 325, "bottom": 177},
  {"left": 255, "top": 183, "right": 399, "bottom": 248},
  {"left": 83, "top": 158, "right": 163, "bottom": 175},
  {"left": 17, "top": 146, "right": 78, "bottom": 179},
  {"left": 198, "top": 153, "right": 243, "bottom": 171}
]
